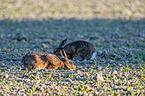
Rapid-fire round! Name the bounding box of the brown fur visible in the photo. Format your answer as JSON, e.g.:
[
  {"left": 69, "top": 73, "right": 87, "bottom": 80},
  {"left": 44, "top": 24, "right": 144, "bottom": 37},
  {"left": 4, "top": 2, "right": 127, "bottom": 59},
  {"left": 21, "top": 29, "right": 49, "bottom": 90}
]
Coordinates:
[{"left": 22, "top": 50, "right": 75, "bottom": 70}]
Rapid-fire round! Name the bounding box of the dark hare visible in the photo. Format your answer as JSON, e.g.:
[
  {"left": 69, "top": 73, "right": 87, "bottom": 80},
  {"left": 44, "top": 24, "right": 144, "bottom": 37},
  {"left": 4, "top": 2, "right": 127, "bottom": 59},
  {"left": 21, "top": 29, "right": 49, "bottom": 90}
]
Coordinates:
[{"left": 54, "top": 39, "right": 96, "bottom": 61}]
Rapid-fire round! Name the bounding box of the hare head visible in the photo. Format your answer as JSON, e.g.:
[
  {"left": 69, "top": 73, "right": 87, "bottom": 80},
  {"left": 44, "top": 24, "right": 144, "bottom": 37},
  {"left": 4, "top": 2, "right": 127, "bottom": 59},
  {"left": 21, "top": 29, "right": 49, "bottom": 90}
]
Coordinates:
[
  {"left": 59, "top": 49, "right": 75, "bottom": 69},
  {"left": 54, "top": 38, "right": 67, "bottom": 56}
]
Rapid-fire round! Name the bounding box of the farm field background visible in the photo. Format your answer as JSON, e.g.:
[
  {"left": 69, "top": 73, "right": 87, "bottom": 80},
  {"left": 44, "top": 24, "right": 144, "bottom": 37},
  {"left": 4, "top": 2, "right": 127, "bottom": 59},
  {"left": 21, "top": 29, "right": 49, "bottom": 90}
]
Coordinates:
[{"left": 0, "top": 0, "right": 145, "bottom": 95}]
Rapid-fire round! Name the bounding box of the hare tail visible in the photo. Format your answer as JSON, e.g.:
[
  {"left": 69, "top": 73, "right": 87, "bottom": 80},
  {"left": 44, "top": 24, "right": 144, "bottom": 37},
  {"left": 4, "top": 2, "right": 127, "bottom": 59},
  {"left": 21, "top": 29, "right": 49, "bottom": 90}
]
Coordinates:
[{"left": 90, "top": 52, "right": 97, "bottom": 60}]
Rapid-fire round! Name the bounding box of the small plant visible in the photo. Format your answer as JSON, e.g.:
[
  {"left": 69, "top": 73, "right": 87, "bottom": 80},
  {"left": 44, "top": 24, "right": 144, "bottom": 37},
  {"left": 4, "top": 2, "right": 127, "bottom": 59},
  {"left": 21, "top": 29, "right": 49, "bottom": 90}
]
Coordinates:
[
  {"left": 110, "top": 87, "right": 114, "bottom": 96},
  {"left": 123, "top": 62, "right": 130, "bottom": 72},
  {"left": 24, "top": 68, "right": 29, "bottom": 74},
  {"left": 13, "top": 64, "right": 18, "bottom": 68},
  {"left": 127, "top": 83, "right": 130, "bottom": 91},
  {"left": 126, "top": 64, "right": 130, "bottom": 72},
  {"left": 139, "top": 64, "right": 144, "bottom": 73},
  {"left": 46, "top": 76, "right": 50, "bottom": 81},
  {"left": 94, "top": 60, "right": 97, "bottom": 67},
  {"left": 32, "top": 84, "right": 37, "bottom": 93},
  {"left": 8, "top": 52, "right": 10, "bottom": 56},
  {"left": 59, "top": 77, "right": 61, "bottom": 82},
  {"left": 29, "top": 90, "right": 33, "bottom": 96},
  {"left": 69, "top": 73, "right": 74, "bottom": 79},
  {"left": 75, "top": 82, "right": 80, "bottom": 96},
  {"left": 14, "top": 43, "right": 17, "bottom": 48},
  {"left": 131, "top": 90, "right": 135, "bottom": 96},
  {"left": 129, "top": 43, "right": 133, "bottom": 48},
  {"left": 137, "top": 81, "right": 143, "bottom": 90}
]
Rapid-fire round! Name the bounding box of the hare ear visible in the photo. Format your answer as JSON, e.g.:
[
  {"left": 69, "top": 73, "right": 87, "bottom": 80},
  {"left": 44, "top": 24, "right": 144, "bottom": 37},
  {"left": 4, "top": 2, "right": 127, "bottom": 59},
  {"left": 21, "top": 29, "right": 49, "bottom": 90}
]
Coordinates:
[
  {"left": 59, "top": 38, "right": 67, "bottom": 48},
  {"left": 62, "top": 49, "right": 68, "bottom": 59},
  {"left": 64, "top": 63, "right": 72, "bottom": 69},
  {"left": 60, "top": 49, "right": 68, "bottom": 59},
  {"left": 60, "top": 49, "right": 65, "bottom": 58}
]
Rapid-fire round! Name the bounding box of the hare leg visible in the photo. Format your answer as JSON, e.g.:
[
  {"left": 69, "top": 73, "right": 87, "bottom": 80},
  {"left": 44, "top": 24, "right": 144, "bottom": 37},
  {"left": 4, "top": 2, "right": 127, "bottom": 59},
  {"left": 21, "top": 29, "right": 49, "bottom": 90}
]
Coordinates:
[{"left": 77, "top": 48, "right": 91, "bottom": 60}]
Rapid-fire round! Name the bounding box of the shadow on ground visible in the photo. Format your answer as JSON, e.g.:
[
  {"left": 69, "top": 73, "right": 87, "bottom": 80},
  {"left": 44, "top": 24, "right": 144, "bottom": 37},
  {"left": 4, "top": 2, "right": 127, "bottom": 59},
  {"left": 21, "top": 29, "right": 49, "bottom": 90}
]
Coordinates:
[
  {"left": 0, "top": 17, "right": 145, "bottom": 49},
  {"left": 0, "top": 17, "right": 145, "bottom": 63}
]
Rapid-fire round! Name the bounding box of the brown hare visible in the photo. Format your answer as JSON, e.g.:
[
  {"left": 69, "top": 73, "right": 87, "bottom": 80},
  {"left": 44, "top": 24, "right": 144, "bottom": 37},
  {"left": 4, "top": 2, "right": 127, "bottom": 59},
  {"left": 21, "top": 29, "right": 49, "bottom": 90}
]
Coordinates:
[
  {"left": 21, "top": 49, "right": 75, "bottom": 70},
  {"left": 54, "top": 38, "right": 96, "bottom": 61}
]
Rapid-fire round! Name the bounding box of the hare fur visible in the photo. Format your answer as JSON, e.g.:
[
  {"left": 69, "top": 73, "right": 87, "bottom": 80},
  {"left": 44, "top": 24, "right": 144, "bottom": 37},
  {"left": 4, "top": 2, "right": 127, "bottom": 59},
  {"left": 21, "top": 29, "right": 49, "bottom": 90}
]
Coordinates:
[
  {"left": 22, "top": 50, "right": 75, "bottom": 70},
  {"left": 54, "top": 39, "right": 96, "bottom": 60}
]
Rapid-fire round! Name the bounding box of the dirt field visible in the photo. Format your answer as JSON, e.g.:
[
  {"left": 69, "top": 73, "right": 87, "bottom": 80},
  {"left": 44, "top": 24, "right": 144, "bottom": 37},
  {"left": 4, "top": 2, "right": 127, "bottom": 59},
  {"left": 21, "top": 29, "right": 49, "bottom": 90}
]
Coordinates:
[{"left": 0, "top": 0, "right": 145, "bottom": 95}]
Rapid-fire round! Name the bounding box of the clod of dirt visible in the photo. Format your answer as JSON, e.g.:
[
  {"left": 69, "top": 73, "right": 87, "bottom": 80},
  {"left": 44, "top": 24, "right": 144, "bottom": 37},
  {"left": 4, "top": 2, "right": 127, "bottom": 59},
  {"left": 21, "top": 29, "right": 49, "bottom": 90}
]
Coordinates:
[
  {"left": 12, "top": 33, "right": 27, "bottom": 41},
  {"left": 89, "top": 36, "right": 99, "bottom": 40}
]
